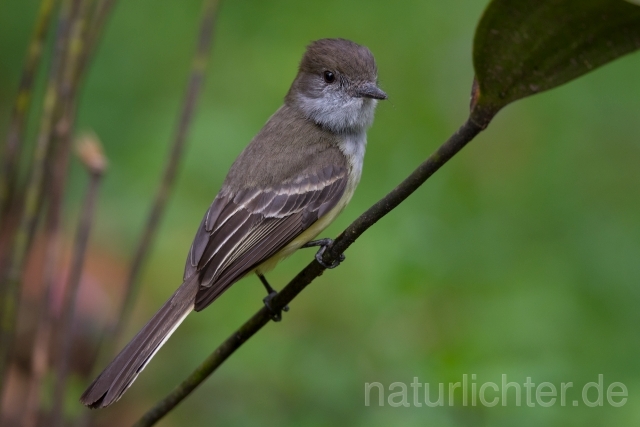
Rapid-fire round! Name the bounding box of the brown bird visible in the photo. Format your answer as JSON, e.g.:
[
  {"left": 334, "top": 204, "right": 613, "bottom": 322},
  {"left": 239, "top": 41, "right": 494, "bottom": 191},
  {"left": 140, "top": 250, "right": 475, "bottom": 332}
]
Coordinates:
[{"left": 81, "top": 38, "right": 386, "bottom": 408}]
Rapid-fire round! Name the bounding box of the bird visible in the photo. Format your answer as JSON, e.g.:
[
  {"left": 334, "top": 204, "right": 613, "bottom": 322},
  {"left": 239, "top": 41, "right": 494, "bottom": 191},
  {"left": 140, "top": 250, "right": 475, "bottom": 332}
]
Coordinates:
[{"left": 80, "top": 38, "right": 386, "bottom": 408}]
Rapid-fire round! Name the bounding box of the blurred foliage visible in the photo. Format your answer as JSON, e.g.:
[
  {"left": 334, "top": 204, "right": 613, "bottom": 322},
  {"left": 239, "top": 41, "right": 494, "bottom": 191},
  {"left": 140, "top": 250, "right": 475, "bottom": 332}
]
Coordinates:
[{"left": 1, "top": 0, "right": 640, "bottom": 426}]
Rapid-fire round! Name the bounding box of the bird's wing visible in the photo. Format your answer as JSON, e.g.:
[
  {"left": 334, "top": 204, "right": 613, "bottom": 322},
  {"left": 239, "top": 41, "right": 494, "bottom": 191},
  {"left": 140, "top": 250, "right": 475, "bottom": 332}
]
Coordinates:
[{"left": 184, "top": 164, "right": 348, "bottom": 311}]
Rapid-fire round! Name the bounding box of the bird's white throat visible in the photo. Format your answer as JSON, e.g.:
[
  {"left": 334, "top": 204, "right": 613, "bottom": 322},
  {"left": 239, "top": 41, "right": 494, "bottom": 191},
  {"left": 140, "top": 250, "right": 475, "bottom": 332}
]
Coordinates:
[{"left": 296, "top": 91, "right": 379, "bottom": 134}]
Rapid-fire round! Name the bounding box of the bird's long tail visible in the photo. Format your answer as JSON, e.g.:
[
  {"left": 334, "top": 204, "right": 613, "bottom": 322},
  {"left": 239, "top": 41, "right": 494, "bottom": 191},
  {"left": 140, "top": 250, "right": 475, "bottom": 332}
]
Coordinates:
[{"left": 80, "top": 274, "right": 200, "bottom": 408}]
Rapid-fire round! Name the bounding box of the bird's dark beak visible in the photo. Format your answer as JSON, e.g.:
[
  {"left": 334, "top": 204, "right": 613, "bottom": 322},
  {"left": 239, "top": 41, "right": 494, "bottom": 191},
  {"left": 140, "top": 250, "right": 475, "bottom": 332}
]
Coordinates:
[{"left": 355, "top": 83, "right": 388, "bottom": 100}]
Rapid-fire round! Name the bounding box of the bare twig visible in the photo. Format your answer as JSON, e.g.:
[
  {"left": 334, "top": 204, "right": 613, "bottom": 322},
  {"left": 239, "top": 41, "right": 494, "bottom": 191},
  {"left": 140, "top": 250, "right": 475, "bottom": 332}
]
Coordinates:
[
  {"left": 106, "top": 0, "right": 221, "bottom": 349},
  {"left": 50, "top": 134, "right": 107, "bottom": 427},
  {"left": 132, "top": 117, "right": 484, "bottom": 427},
  {"left": 77, "top": 0, "right": 117, "bottom": 79},
  {"left": 0, "top": 0, "right": 76, "bottom": 398},
  {"left": 21, "top": 291, "right": 54, "bottom": 427},
  {"left": 0, "top": 0, "right": 58, "bottom": 224},
  {"left": 21, "top": 134, "right": 74, "bottom": 427}
]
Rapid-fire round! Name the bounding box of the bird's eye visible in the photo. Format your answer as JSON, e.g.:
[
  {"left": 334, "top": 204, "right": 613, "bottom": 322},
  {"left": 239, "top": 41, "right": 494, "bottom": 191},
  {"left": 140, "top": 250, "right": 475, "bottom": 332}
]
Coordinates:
[{"left": 323, "top": 71, "right": 336, "bottom": 84}]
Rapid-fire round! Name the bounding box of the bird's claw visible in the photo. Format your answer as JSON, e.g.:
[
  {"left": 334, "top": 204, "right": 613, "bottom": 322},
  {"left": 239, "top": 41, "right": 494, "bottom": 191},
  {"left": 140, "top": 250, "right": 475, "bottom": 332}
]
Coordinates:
[
  {"left": 263, "top": 291, "right": 289, "bottom": 322},
  {"left": 314, "top": 243, "right": 345, "bottom": 269}
]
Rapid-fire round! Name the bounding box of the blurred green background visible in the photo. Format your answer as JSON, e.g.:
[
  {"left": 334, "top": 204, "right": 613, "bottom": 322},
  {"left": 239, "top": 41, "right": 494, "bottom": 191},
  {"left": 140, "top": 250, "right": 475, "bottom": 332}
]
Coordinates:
[{"left": 2, "top": 0, "right": 640, "bottom": 426}]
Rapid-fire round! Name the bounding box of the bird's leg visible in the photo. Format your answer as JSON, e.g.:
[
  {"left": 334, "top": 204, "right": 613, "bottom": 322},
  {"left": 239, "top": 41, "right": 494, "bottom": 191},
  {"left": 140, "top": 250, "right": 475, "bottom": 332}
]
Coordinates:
[
  {"left": 258, "top": 273, "right": 289, "bottom": 322},
  {"left": 302, "top": 238, "right": 345, "bottom": 269}
]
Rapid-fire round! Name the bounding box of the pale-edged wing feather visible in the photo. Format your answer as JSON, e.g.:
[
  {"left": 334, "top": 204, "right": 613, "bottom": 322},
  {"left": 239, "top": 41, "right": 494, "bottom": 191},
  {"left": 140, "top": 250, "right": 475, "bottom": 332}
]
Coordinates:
[{"left": 183, "top": 164, "right": 347, "bottom": 311}]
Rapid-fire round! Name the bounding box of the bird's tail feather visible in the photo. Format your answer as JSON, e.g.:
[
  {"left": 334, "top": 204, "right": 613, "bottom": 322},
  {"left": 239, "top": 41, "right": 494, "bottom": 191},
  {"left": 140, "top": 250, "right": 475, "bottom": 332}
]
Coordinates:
[{"left": 80, "top": 274, "right": 199, "bottom": 408}]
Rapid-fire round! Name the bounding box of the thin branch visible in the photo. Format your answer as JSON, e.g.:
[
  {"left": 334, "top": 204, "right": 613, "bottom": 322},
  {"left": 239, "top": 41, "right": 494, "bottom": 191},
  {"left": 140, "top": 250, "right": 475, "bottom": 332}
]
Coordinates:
[
  {"left": 20, "top": 129, "right": 74, "bottom": 427},
  {"left": 51, "top": 134, "right": 107, "bottom": 427},
  {"left": 0, "top": 0, "right": 76, "bottom": 397},
  {"left": 20, "top": 279, "right": 55, "bottom": 427},
  {"left": 47, "top": 0, "right": 100, "bottom": 419},
  {"left": 76, "top": 0, "right": 117, "bottom": 82},
  {"left": 104, "top": 0, "right": 221, "bottom": 351},
  {"left": 132, "top": 117, "right": 484, "bottom": 427},
  {"left": 0, "top": 0, "right": 58, "bottom": 223}
]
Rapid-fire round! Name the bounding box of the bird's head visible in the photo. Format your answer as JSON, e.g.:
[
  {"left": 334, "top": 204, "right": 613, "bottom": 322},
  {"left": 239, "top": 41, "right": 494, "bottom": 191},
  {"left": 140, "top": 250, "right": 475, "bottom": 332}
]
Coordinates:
[{"left": 286, "top": 38, "right": 387, "bottom": 134}]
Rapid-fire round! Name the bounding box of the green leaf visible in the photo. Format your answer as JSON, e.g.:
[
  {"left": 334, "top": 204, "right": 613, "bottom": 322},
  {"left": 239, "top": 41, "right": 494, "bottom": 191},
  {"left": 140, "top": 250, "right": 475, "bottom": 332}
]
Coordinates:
[{"left": 471, "top": 0, "right": 640, "bottom": 126}]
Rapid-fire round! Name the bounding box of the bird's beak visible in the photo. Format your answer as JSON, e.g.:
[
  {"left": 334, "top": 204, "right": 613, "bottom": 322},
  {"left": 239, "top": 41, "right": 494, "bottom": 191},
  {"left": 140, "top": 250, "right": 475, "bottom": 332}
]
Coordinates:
[{"left": 355, "top": 83, "right": 388, "bottom": 100}]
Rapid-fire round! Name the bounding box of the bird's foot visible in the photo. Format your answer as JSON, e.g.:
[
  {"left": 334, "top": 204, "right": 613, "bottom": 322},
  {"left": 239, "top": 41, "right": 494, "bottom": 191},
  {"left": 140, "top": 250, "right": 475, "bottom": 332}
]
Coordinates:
[
  {"left": 263, "top": 291, "right": 289, "bottom": 322},
  {"left": 302, "top": 238, "right": 345, "bottom": 269},
  {"left": 258, "top": 273, "right": 289, "bottom": 322}
]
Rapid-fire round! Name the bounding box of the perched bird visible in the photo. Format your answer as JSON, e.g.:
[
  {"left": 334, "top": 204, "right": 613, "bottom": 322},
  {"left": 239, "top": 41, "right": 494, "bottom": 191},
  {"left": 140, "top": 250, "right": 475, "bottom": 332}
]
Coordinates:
[{"left": 81, "top": 38, "right": 386, "bottom": 408}]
